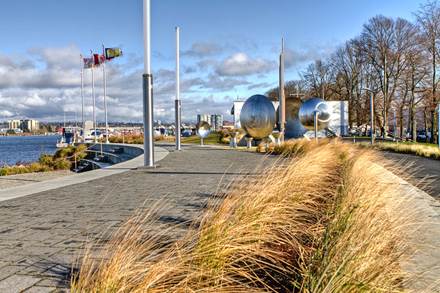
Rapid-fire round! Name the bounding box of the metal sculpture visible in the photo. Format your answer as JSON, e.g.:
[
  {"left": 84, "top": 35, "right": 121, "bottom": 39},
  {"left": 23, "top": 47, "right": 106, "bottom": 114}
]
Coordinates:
[
  {"left": 298, "top": 98, "right": 332, "bottom": 131},
  {"left": 228, "top": 131, "right": 238, "bottom": 148},
  {"left": 240, "top": 94, "right": 276, "bottom": 140},
  {"left": 299, "top": 98, "right": 332, "bottom": 141},
  {"left": 244, "top": 135, "right": 254, "bottom": 148},
  {"left": 262, "top": 136, "right": 272, "bottom": 151},
  {"left": 277, "top": 97, "right": 308, "bottom": 139},
  {"left": 272, "top": 131, "right": 282, "bottom": 146},
  {"left": 196, "top": 121, "right": 211, "bottom": 145}
]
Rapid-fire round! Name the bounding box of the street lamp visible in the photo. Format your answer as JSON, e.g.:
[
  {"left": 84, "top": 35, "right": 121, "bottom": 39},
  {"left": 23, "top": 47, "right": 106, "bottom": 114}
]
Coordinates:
[{"left": 362, "top": 87, "right": 374, "bottom": 146}]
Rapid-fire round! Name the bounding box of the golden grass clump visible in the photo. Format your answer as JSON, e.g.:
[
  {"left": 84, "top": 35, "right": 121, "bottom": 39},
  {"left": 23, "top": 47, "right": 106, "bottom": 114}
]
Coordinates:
[
  {"left": 72, "top": 140, "right": 417, "bottom": 292},
  {"left": 360, "top": 141, "right": 440, "bottom": 159},
  {"left": 108, "top": 133, "right": 144, "bottom": 144},
  {"left": 154, "top": 135, "right": 175, "bottom": 142}
]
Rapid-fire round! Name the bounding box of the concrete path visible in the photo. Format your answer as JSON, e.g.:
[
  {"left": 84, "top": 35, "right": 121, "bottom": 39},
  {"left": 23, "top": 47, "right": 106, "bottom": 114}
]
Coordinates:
[{"left": 0, "top": 142, "right": 273, "bottom": 292}]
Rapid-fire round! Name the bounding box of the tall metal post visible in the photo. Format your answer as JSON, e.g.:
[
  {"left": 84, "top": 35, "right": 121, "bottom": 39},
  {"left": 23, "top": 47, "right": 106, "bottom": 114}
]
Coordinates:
[
  {"left": 370, "top": 87, "right": 374, "bottom": 146},
  {"left": 80, "top": 54, "right": 85, "bottom": 142},
  {"left": 142, "top": 0, "right": 155, "bottom": 167},
  {"left": 91, "top": 49, "right": 97, "bottom": 143},
  {"left": 102, "top": 44, "right": 109, "bottom": 143},
  {"left": 175, "top": 27, "right": 182, "bottom": 151},
  {"left": 279, "top": 38, "right": 285, "bottom": 142}
]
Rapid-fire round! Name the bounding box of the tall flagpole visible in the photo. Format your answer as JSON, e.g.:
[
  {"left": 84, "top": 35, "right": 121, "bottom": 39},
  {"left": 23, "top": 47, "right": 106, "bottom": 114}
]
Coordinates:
[
  {"left": 175, "top": 27, "right": 182, "bottom": 151},
  {"left": 91, "top": 49, "right": 97, "bottom": 144},
  {"left": 80, "top": 54, "right": 85, "bottom": 142},
  {"left": 102, "top": 44, "right": 109, "bottom": 143},
  {"left": 142, "top": 0, "right": 156, "bottom": 167}
]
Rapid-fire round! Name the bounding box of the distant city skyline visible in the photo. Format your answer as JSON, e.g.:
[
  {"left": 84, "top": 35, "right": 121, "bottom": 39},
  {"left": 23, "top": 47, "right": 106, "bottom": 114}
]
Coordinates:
[{"left": 0, "top": 0, "right": 423, "bottom": 123}]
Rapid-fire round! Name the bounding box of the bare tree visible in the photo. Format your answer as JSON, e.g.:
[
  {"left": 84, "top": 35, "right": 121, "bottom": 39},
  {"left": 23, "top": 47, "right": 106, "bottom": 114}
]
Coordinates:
[
  {"left": 399, "top": 25, "right": 429, "bottom": 140},
  {"left": 359, "top": 15, "right": 417, "bottom": 137},
  {"left": 330, "top": 39, "right": 365, "bottom": 128},
  {"left": 414, "top": 0, "right": 440, "bottom": 143},
  {"left": 265, "top": 80, "right": 305, "bottom": 101},
  {"left": 301, "top": 59, "right": 335, "bottom": 100}
]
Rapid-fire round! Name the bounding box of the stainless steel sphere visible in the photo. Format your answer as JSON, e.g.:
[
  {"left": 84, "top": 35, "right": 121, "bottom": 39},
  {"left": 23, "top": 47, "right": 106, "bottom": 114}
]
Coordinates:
[
  {"left": 240, "top": 94, "right": 276, "bottom": 139},
  {"left": 196, "top": 121, "right": 211, "bottom": 138},
  {"left": 298, "top": 98, "right": 332, "bottom": 130}
]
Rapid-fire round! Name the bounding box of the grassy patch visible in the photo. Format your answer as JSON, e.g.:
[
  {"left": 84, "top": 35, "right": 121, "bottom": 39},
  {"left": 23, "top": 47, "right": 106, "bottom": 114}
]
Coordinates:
[
  {"left": 181, "top": 132, "right": 222, "bottom": 144},
  {"left": 72, "top": 140, "right": 416, "bottom": 292},
  {"left": 358, "top": 140, "right": 440, "bottom": 159}
]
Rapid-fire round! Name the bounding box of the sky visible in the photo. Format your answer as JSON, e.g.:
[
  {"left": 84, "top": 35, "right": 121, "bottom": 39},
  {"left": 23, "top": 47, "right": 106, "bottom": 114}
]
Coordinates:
[{"left": 0, "top": 0, "right": 425, "bottom": 124}]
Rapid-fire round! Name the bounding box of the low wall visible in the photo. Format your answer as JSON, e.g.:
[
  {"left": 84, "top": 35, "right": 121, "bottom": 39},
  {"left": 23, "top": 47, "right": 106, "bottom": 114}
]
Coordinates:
[{"left": 89, "top": 143, "right": 144, "bottom": 157}]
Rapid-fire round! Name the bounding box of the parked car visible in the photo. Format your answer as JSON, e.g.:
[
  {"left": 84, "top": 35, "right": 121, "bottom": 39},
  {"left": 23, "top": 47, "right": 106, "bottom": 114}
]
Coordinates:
[
  {"left": 181, "top": 131, "right": 190, "bottom": 137},
  {"left": 417, "top": 130, "right": 431, "bottom": 140}
]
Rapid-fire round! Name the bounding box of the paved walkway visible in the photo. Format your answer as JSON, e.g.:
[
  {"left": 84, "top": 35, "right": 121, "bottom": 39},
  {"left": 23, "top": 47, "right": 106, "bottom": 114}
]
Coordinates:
[{"left": 0, "top": 142, "right": 273, "bottom": 292}]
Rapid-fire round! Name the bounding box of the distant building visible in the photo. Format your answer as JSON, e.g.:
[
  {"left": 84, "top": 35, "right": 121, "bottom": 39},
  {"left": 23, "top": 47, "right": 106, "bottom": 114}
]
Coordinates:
[
  {"left": 210, "top": 114, "right": 223, "bottom": 130},
  {"left": 197, "top": 114, "right": 211, "bottom": 125},
  {"left": 8, "top": 119, "right": 21, "bottom": 130},
  {"left": 7, "top": 118, "right": 40, "bottom": 132}
]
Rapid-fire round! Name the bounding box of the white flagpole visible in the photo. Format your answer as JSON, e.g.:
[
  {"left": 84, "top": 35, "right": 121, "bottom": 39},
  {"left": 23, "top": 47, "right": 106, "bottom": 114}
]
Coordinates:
[
  {"left": 103, "top": 44, "right": 109, "bottom": 143},
  {"left": 175, "top": 27, "right": 181, "bottom": 151},
  {"left": 80, "top": 54, "right": 85, "bottom": 142},
  {"left": 91, "top": 49, "right": 97, "bottom": 143}
]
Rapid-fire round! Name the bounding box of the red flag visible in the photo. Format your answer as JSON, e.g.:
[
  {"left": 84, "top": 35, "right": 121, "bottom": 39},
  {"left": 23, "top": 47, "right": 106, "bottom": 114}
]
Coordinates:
[{"left": 94, "top": 54, "right": 104, "bottom": 66}]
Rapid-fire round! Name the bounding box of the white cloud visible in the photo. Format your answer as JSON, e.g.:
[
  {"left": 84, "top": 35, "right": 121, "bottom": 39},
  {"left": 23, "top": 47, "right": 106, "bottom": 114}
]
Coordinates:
[
  {"left": 25, "top": 93, "right": 46, "bottom": 107},
  {"left": 0, "top": 43, "right": 278, "bottom": 123},
  {"left": 204, "top": 53, "right": 277, "bottom": 77}
]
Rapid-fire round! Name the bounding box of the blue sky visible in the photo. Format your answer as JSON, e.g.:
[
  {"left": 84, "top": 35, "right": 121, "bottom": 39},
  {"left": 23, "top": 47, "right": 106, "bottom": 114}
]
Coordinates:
[{"left": 0, "top": 0, "right": 423, "bottom": 123}]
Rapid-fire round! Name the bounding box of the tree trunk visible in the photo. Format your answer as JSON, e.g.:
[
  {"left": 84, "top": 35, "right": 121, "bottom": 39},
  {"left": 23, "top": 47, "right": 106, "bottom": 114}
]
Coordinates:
[{"left": 432, "top": 109, "right": 437, "bottom": 144}]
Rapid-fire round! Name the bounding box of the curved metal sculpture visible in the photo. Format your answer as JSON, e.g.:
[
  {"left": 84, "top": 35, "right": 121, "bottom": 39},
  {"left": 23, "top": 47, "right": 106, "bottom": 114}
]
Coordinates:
[
  {"left": 298, "top": 98, "right": 332, "bottom": 131},
  {"left": 277, "top": 97, "right": 308, "bottom": 139},
  {"left": 196, "top": 121, "right": 211, "bottom": 138},
  {"left": 240, "top": 94, "right": 276, "bottom": 140}
]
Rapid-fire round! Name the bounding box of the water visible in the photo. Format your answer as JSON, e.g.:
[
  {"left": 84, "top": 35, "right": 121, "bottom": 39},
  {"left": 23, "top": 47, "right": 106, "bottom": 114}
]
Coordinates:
[{"left": 0, "top": 135, "right": 62, "bottom": 166}]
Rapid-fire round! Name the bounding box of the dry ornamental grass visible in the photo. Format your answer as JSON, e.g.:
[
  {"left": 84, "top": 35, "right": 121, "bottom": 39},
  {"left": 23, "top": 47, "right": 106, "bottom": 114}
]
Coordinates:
[{"left": 72, "top": 140, "right": 425, "bottom": 292}]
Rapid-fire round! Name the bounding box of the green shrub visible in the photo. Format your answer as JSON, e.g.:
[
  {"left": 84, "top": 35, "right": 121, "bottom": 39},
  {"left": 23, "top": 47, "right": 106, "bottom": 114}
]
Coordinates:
[
  {"left": 40, "top": 165, "right": 51, "bottom": 172},
  {"left": 28, "top": 162, "right": 42, "bottom": 172},
  {"left": 75, "top": 144, "right": 87, "bottom": 153},
  {"left": 39, "top": 154, "right": 53, "bottom": 166},
  {"left": 0, "top": 169, "right": 8, "bottom": 176},
  {"left": 53, "top": 158, "right": 70, "bottom": 170}
]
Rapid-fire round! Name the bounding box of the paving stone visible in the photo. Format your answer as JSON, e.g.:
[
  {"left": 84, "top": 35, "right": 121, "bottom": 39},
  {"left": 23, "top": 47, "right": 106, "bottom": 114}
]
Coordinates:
[
  {"left": 23, "top": 286, "right": 55, "bottom": 293},
  {"left": 0, "top": 265, "right": 25, "bottom": 281},
  {"left": 15, "top": 246, "right": 64, "bottom": 257},
  {"left": 36, "top": 277, "right": 70, "bottom": 288},
  {"left": 0, "top": 275, "right": 41, "bottom": 293}
]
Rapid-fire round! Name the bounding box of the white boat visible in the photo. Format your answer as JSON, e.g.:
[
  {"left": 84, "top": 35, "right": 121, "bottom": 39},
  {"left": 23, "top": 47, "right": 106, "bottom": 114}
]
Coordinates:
[{"left": 56, "top": 127, "right": 79, "bottom": 148}]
